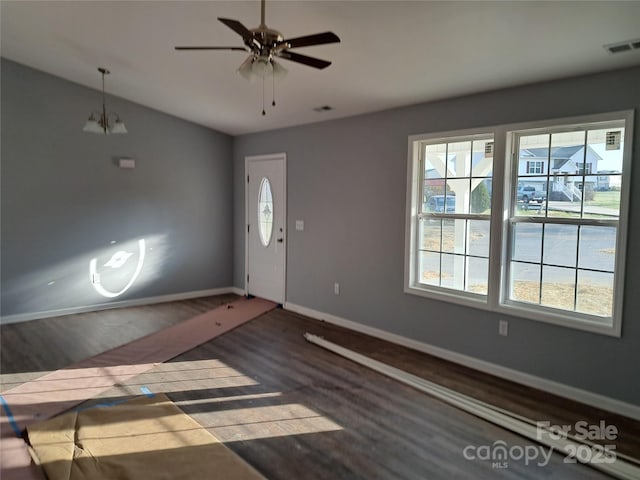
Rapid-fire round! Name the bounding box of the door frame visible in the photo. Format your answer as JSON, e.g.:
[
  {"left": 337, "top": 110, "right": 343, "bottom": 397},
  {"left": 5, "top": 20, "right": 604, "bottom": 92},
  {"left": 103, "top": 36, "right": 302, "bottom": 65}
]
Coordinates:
[{"left": 244, "top": 153, "right": 287, "bottom": 302}]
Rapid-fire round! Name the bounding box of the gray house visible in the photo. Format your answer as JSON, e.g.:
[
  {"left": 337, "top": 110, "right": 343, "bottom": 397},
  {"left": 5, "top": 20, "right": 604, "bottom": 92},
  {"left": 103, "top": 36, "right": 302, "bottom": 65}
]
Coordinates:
[{"left": 518, "top": 145, "right": 602, "bottom": 200}]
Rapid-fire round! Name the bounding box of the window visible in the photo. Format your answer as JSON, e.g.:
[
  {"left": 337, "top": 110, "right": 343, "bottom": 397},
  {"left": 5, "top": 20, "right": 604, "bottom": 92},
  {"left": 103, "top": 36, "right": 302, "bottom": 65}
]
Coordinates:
[
  {"left": 406, "top": 131, "right": 494, "bottom": 300},
  {"left": 576, "top": 162, "right": 592, "bottom": 174},
  {"left": 505, "top": 117, "right": 629, "bottom": 332},
  {"left": 258, "top": 177, "right": 273, "bottom": 246},
  {"left": 406, "top": 111, "right": 633, "bottom": 336},
  {"left": 526, "top": 161, "right": 545, "bottom": 174}
]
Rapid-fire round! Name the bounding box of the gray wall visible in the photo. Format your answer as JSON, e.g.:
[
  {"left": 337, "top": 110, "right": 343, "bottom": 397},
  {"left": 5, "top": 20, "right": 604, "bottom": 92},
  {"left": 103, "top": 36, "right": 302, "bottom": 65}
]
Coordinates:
[
  {"left": 234, "top": 66, "right": 640, "bottom": 406},
  {"left": 1, "top": 59, "right": 234, "bottom": 318}
]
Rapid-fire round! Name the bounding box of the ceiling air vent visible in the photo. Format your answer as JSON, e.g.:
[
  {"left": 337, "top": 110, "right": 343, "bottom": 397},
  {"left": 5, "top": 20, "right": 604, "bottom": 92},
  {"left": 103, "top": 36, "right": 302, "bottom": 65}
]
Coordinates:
[
  {"left": 604, "top": 38, "right": 640, "bottom": 54},
  {"left": 606, "top": 131, "right": 621, "bottom": 151}
]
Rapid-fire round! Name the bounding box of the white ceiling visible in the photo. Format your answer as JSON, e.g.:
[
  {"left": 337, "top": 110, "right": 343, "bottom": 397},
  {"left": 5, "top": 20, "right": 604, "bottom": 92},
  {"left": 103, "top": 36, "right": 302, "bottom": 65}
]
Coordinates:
[{"left": 2, "top": 1, "right": 640, "bottom": 136}]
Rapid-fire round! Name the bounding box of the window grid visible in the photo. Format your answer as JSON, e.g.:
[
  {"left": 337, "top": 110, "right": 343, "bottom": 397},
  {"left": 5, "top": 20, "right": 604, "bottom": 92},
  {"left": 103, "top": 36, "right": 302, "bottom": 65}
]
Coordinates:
[
  {"left": 507, "top": 126, "right": 621, "bottom": 319},
  {"left": 406, "top": 112, "right": 630, "bottom": 336},
  {"left": 416, "top": 136, "right": 493, "bottom": 296},
  {"left": 416, "top": 218, "right": 491, "bottom": 286},
  {"left": 508, "top": 224, "right": 617, "bottom": 313},
  {"left": 579, "top": 131, "right": 587, "bottom": 218},
  {"left": 572, "top": 225, "right": 582, "bottom": 312}
]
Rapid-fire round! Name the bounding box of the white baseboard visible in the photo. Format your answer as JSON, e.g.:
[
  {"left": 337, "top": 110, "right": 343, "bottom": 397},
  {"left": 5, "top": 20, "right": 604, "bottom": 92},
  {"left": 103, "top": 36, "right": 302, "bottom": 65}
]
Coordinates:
[
  {"left": 284, "top": 302, "right": 640, "bottom": 422},
  {"left": 1, "top": 288, "right": 242, "bottom": 324},
  {"left": 230, "top": 286, "right": 246, "bottom": 297}
]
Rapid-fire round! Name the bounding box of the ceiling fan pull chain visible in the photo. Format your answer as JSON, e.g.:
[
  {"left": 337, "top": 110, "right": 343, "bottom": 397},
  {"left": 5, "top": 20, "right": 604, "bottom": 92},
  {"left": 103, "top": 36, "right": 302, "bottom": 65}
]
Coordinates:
[
  {"left": 272, "top": 74, "right": 276, "bottom": 107},
  {"left": 262, "top": 76, "right": 266, "bottom": 116}
]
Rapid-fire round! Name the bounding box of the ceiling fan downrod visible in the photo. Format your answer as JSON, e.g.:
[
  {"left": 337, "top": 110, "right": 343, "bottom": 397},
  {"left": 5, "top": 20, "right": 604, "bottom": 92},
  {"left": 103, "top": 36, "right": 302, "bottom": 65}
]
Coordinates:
[{"left": 260, "top": 0, "right": 266, "bottom": 29}]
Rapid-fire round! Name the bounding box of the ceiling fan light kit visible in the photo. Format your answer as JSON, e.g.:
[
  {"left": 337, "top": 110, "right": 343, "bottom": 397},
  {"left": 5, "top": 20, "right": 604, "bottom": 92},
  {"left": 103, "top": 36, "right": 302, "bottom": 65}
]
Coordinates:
[
  {"left": 238, "top": 54, "right": 288, "bottom": 82},
  {"left": 175, "top": 0, "right": 340, "bottom": 114},
  {"left": 83, "top": 67, "right": 127, "bottom": 135}
]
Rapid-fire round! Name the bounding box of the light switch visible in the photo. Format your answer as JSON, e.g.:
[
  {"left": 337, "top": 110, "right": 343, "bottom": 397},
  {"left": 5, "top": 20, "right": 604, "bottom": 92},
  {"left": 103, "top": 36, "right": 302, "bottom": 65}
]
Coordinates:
[{"left": 295, "top": 220, "right": 304, "bottom": 231}]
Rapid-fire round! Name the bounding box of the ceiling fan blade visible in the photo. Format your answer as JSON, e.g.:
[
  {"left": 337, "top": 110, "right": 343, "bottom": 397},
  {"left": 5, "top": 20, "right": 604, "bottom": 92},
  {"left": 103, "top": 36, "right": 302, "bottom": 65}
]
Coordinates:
[
  {"left": 281, "top": 32, "right": 340, "bottom": 49},
  {"left": 278, "top": 51, "right": 331, "bottom": 69},
  {"left": 175, "top": 46, "right": 247, "bottom": 51},
  {"left": 218, "top": 18, "right": 253, "bottom": 40}
]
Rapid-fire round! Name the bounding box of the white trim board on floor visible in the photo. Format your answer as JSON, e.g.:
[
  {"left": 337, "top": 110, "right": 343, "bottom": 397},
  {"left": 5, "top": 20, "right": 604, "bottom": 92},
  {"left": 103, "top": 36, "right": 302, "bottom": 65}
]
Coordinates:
[
  {"left": 284, "top": 302, "right": 640, "bottom": 422},
  {"left": 1, "top": 287, "right": 245, "bottom": 324}
]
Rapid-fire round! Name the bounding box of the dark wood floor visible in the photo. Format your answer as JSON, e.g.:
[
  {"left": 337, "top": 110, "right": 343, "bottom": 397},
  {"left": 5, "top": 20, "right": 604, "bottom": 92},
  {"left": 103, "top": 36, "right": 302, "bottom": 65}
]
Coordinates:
[
  {"left": 0, "top": 294, "right": 238, "bottom": 382},
  {"left": 2, "top": 295, "right": 639, "bottom": 479}
]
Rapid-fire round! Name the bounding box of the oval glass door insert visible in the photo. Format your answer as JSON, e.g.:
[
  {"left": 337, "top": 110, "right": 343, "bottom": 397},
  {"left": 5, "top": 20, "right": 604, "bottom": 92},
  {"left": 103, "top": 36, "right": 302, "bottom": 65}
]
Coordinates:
[{"left": 258, "top": 177, "right": 274, "bottom": 246}]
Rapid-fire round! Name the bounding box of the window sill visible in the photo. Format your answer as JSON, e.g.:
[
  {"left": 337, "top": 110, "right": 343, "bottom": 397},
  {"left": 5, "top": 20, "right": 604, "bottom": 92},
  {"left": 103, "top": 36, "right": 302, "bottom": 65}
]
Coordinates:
[{"left": 404, "top": 284, "right": 490, "bottom": 311}]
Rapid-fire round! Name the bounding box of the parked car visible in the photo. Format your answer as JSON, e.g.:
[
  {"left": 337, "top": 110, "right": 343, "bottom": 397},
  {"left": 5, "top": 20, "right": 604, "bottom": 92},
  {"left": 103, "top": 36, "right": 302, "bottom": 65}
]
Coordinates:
[
  {"left": 426, "top": 195, "right": 455, "bottom": 213},
  {"left": 516, "top": 185, "right": 546, "bottom": 203}
]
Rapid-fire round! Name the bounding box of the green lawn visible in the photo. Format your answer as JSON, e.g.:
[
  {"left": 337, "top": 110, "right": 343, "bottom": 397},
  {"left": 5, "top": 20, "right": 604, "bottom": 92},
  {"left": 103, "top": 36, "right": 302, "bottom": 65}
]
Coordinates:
[{"left": 585, "top": 191, "right": 620, "bottom": 209}]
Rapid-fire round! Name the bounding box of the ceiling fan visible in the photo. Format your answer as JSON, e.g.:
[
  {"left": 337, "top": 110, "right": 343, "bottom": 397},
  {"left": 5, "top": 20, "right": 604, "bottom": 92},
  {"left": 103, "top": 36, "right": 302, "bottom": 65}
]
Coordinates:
[{"left": 175, "top": 0, "right": 340, "bottom": 82}]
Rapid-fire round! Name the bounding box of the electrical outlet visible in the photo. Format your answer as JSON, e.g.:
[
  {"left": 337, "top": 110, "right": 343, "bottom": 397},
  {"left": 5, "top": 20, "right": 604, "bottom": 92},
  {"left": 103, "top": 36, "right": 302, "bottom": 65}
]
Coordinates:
[
  {"left": 499, "top": 320, "right": 509, "bottom": 336},
  {"left": 334, "top": 282, "right": 340, "bottom": 295}
]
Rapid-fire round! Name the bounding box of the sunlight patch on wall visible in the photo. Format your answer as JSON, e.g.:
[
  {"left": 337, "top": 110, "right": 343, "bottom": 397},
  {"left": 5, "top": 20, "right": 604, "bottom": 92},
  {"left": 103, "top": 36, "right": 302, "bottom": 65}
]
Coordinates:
[
  {"left": 1, "top": 234, "right": 168, "bottom": 317},
  {"left": 89, "top": 239, "right": 146, "bottom": 298}
]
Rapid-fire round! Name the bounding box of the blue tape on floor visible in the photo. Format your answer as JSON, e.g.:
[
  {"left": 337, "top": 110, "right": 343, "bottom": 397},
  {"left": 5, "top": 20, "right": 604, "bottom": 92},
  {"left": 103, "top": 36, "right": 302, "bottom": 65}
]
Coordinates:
[
  {"left": 140, "top": 386, "right": 154, "bottom": 398},
  {"left": 0, "top": 394, "right": 22, "bottom": 438},
  {"left": 75, "top": 386, "right": 154, "bottom": 412},
  {"left": 0, "top": 387, "right": 155, "bottom": 437},
  {"left": 75, "top": 397, "right": 128, "bottom": 413}
]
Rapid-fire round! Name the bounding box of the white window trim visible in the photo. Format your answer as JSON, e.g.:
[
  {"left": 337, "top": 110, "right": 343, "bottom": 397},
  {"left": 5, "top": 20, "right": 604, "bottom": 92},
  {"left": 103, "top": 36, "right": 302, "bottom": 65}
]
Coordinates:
[
  {"left": 498, "top": 111, "right": 633, "bottom": 337},
  {"left": 404, "top": 111, "right": 633, "bottom": 337},
  {"left": 404, "top": 127, "right": 496, "bottom": 311}
]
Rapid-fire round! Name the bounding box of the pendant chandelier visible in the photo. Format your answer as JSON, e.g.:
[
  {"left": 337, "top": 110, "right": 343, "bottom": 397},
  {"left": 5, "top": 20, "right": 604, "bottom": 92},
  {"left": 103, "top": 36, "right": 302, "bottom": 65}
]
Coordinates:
[{"left": 83, "top": 67, "right": 127, "bottom": 135}]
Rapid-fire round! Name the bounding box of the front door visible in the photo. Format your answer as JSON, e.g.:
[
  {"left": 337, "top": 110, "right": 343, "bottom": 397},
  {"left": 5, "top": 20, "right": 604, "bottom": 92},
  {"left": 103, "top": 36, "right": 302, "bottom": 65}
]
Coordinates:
[{"left": 246, "top": 154, "right": 286, "bottom": 303}]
